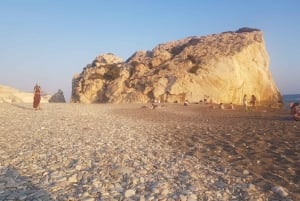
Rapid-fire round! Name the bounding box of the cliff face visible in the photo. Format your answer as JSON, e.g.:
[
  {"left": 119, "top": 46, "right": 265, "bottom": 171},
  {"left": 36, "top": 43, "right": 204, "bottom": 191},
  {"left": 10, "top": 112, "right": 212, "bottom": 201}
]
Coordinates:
[{"left": 72, "top": 28, "right": 282, "bottom": 105}]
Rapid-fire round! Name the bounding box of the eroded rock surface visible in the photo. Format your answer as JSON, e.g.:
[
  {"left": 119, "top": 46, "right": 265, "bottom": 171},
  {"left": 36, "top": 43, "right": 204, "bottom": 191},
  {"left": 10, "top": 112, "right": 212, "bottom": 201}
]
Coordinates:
[{"left": 72, "top": 28, "right": 282, "bottom": 105}]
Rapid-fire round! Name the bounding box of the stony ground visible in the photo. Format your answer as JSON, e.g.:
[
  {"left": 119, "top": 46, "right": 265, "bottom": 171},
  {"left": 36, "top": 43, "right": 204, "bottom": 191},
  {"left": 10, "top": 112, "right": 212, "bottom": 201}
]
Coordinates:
[{"left": 0, "top": 103, "right": 299, "bottom": 201}]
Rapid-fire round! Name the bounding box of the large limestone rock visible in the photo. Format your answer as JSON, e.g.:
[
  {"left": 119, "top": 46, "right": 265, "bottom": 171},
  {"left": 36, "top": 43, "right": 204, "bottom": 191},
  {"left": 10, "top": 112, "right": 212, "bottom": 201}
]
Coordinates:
[
  {"left": 48, "top": 89, "right": 66, "bottom": 103},
  {"left": 72, "top": 28, "right": 282, "bottom": 105},
  {"left": 0, "top": 85, "right": 50, "bottom": 103}
]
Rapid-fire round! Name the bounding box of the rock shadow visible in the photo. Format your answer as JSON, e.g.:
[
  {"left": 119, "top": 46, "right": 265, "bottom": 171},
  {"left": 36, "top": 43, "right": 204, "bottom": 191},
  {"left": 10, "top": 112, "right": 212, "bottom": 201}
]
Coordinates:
[{"left": 0, "top": 167, "right": 53, "bottom": 200}]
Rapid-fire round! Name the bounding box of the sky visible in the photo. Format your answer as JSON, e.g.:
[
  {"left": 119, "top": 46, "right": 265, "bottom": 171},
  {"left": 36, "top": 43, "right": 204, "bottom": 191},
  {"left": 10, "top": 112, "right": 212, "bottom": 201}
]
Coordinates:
[{"left": 0, "top": 0, "right": 299, "bottom": 101}]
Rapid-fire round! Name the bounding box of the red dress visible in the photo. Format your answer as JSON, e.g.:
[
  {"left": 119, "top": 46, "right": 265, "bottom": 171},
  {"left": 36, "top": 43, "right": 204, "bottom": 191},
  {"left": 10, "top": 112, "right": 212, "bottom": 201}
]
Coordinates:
[{"left": 33, "top": 86, "right": 41, "bottom": 109}]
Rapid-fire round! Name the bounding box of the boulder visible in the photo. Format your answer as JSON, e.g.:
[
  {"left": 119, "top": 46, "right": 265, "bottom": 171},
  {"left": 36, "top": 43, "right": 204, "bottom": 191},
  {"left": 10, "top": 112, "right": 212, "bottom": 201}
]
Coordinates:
[
  {"left": 48, "top": 89, "right": 66, "bottom": 103},
  {"left": 71, "top": 28, "right": 282, "bottom": 105}
]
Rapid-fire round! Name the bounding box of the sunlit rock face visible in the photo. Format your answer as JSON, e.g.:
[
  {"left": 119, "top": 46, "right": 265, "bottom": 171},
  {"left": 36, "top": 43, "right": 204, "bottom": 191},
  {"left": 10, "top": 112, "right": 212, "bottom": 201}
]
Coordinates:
[{"left": 72, "top": 28, "right": 282, "bottom": 105}]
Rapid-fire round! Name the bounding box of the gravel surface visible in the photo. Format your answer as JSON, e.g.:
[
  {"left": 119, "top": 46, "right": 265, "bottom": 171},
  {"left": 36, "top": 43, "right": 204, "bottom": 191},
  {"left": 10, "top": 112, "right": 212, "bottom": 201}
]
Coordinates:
[{"left": 0, "top": 103, "right": 299, "bottom": 201}]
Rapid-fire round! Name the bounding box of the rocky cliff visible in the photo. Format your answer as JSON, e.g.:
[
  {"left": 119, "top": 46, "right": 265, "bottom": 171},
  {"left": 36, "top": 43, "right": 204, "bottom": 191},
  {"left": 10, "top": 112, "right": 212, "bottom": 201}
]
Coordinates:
[{"left": 72, "top": 28, "right": 282, "bottom": 105}]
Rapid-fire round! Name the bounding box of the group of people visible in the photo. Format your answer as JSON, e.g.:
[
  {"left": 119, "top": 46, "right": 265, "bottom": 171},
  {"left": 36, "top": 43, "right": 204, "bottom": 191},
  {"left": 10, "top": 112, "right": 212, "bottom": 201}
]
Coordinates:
[
  {"left": 243, "top": 94, "right": 256, "bottom": 111},
  {"left": 242, "top": 94, "right": 299, "bottom": 121},
  {"left": 33, "top": 84, "right": 299, "bottom": 121}
]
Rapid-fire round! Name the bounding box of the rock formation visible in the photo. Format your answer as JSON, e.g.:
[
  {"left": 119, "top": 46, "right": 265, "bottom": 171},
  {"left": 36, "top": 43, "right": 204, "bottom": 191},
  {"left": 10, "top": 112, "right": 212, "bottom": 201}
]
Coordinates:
[
  {"left": 48, "top": 89, "right": 66, "bottom": 103},
  {"left": 72, "top": 28, "right": 282, "bottom": 105},
  {"left": 0, "top": 84, "right": 50, "bottom": 103}
]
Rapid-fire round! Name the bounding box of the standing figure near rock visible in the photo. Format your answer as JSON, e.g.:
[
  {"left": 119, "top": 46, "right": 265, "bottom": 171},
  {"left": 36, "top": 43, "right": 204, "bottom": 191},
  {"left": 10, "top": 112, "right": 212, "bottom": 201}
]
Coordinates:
[
  {"left": 33, "top": 84, "right": 41, "bottom": 110},
  {"left": 250, "top": 94, "right": 257, "bottom": 110},
  {"left": 243, "top": 94, "right": 248, "bottom": 111},
  {"left": 229, "top": 102, "right": 235, "bottom": 109},
  {"left": 290, "top": 102, "right": 300, "bottom": 121},
  {"left": 294, "top": 106, "right": 300, "bottom": 121}
]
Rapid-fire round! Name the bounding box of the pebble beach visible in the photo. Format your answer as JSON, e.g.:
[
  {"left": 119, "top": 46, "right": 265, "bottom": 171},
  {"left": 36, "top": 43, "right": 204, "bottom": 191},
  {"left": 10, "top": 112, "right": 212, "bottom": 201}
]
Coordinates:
[{"left": 0, "top": 103, "right": 299, "bottom": 201}]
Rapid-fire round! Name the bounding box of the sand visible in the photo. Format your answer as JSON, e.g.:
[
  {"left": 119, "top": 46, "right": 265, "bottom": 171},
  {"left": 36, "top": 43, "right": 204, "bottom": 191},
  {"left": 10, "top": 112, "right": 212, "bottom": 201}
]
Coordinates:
[{"left": 0, "top": 102, "right": 299, "bottom": 200}]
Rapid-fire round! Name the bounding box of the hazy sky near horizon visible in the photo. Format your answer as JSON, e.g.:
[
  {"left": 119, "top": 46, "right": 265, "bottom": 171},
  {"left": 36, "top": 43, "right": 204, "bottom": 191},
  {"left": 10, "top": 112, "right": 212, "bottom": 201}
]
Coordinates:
[{"left": 0, "top": 0, "right": 299, "bottom": 101}]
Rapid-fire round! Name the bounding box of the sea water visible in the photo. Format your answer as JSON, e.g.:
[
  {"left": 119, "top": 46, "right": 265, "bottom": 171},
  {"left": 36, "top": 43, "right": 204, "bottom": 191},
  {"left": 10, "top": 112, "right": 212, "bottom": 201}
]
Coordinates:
[
  {"left": 282, "top": 94, "right": 300, "bottom": 108},
  {"left": 283, "top": 94, "right": 300, "bottom": 103}
]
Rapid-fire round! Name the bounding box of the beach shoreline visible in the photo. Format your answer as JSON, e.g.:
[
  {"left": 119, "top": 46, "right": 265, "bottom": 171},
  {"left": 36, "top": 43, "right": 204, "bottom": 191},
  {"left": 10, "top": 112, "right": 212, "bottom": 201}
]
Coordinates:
[{"left": 0, "top": 103, "right": 299, "bottom": 200}]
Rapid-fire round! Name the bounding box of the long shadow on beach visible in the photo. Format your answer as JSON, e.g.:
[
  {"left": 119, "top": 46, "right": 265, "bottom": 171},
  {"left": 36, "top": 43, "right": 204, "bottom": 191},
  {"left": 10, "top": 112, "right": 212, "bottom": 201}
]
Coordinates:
[
  {"left": 113, "top": 104, "right": 300, "bottom": 200},
  {"left": 188, "top": 109, "right": 299, "bottom": 200},
  {"left": 11, "top": 103, "right": 34, "bottom": 110},
  {"left": 0, "top": 167, "right": 53, "bottom": 200},
  {"left": 3, "top": 101, "right": 34, "bottom": 111}
]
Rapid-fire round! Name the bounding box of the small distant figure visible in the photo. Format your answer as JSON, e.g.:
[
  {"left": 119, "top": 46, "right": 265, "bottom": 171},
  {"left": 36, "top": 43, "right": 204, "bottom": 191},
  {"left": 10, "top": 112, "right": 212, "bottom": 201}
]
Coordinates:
[
  {"left": 33, "top": 84, "right": 41, "bottom": 110},
  {"left": 229, "top": 102, "right": 235, "bottom": 110},
  {"left": 250, "top": 94, "right": 257, "bottom": 110},
  {"left": 219, "top": 103, "right": 224, "bottom": 109},
  {"left": 184, "top": 100, "right": 189, "bottom": 106},
  {"left": 154, "top": 99, "right": 160, "bottom": 104},
  {"left": 243, "top": 94, "right": 248, "bottom": 112},
  {"left": 151, "top": 103, "right": 158, "bottom": 109},
  {"left": 290, "top": 102, "right": 300, "bottom": 121},
  {"left": 295, "top": 108, "right": 300, "bottom": 121}
]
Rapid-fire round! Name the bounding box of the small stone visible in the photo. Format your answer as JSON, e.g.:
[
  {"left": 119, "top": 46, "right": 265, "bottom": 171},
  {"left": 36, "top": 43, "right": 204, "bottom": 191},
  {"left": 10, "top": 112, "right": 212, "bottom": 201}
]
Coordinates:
[
  {"left": 248, "top": 183, "right": 256, "bottom": 190},
  {"left": 68, "top": 173, "right": 78, "bottom": 183},
  {"left": 114, "top": 183, "right": 123, "bottom": 193},
  {"left": 132, "top": 177, "right": 139, "bottom": 185},
  {"left": 161, "top": 188, "right": 169, "bottom": 196},
  {"left": 243, "top": 169, "right": 249, "bottom": 175},
  {"left": 125, "top": 189, "right": 135, "bottom": 198},
  {"left": 152, "top": 187, "right": 160, "bottom": 194},
  {"left": 179, "top": 194, "right": 187, "bottom": 201},
  {"left": 75, "top": 164, "right": 82, "bottom": 170},
  {"left": 147, "top": 196, "right": 155, "bottom": 200},
  {"left": 271, "top": 186, "right": 289, "bottom": 197},
  {"left": 187, "top": 194, "right": 197, "bottom": 201}
]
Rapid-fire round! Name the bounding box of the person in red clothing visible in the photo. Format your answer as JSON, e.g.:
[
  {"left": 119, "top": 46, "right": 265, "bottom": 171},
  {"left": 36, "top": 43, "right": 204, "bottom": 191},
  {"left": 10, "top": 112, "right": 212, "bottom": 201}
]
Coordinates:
[{"left": 33, "top": 84, "right": 41, "bottom": 110}]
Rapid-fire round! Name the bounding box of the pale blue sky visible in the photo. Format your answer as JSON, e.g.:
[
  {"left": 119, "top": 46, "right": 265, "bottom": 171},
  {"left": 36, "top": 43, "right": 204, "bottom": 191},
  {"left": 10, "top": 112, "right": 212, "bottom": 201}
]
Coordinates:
[{"left": 0, "top": 0, "right": 299, "bottom": 101}]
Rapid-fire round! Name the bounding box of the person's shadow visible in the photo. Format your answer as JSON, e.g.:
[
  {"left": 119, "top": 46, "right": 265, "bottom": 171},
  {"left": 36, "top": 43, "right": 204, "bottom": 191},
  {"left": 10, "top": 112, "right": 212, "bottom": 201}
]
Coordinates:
[
  {"left": 3, "top": 100, "right": 34, "bottom": 110},
  {"left": 0, "top": 167, "right": 53, "bottom": 200}
]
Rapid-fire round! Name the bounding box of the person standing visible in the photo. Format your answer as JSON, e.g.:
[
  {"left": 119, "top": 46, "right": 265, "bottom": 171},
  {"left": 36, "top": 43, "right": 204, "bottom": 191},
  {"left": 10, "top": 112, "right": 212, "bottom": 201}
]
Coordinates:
[
  {"left": 243, "top": 94, "right": 248, "bottom": 112},
  {"left": 229, "top": 102, "right": 235, "bottom": 109},
  {"left": 33, "top": 84, "right": 41, "bottom": 110},
  {"left": 294, "top": 105, "right": 300, "bottom": 121},
  {"left": 290, "top": 102, "right": 300, "bottom": 121},
  {"left": 250, "top": 94, "right": 257, "bottom": 110}
]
